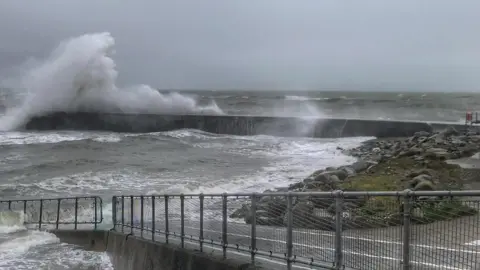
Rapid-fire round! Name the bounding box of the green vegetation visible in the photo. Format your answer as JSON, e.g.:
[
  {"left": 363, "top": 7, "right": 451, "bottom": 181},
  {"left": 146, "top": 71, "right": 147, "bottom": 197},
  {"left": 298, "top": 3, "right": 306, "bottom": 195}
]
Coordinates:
[
  {"left": 339, "top": 157, "right": 477, "bottom": 227},
  {"left": 340, "top": 157, "right": 463, "bottom": 191}
]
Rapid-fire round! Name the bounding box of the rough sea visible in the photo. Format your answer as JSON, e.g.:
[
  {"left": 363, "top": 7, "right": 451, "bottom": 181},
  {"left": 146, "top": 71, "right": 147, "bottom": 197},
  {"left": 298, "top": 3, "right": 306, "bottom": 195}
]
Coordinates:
[{"left": 0, "top": 32, "right": 478, "bottom": 269}]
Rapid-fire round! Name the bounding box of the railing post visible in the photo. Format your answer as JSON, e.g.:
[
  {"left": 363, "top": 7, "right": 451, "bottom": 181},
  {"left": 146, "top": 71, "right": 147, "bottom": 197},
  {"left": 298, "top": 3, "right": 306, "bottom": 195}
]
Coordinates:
[
  {"left": 130, "top": 196, "right": 134, "bottom": 234},
  {"left": 151, "top": 196, "right": 155, "bottom": 241},
  {"left": 121, "top": 196, "right": 125, "bottom": 233},
  {"left": 165, "top": 195, "right": 169, "bottom": 244},
  {"left": 250, "top": 193, "right": 257, "bottom": 265},
  {"left": 74, "top": 198, "right": 78, "bottom": 230},
  {"left": 334, "top": 191, "right": 344, "bottom": 270},
  {"left": 56, "top": 199, "right": 61, "bottom": 230},
  {"left": 402, "top": 190, "right": 412, "bottom": 270},
  {"left": 94, "top": 197, "right": 98, "bottom": 230},
  {"left": 222, "top": 193, "right": 228, "bottom": 259},
  {"left": 140, "top": 196, "right": 144, "bottom": 238},
  {"left": 180, "top": 194, "right": 185, "bottom": 248},
  {"left": 199, "top": 193, "right": 204, "bottom": 252},
  {"left": 39, "top": 199, "right": 43, "bottom": 230},
  {"left": 286, "top": 192, "right": 293, "bottom": 270},
  {"left": 99, "top": 197, "right": 103, "bottom": 224},
  {"left": 112, "top": 196, "right": 117, "bottom": 230}
]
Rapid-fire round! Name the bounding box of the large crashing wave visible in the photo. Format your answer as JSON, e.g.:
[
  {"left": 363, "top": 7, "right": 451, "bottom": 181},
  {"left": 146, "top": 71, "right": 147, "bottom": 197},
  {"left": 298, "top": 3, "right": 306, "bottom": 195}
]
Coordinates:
[{"left": 0, "top": 32, "right": 223, "bottom": 131}]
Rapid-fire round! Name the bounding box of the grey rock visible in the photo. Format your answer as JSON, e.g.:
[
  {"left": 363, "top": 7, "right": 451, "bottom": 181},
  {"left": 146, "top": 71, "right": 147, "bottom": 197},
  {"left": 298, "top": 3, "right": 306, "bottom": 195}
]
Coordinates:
[
  {"left": 230, "top": 203, "right": 250, "bottom": 219},
  {"left": 305, "top": 172, "right": 341, "bottom": 191},
  {"left": 400, "top": 147, "right": 422, "bottom": 157},
  {"left": 328, "top": 170, "right": 348, "bottom": 181},
  {"left": 440, "top": 126, "right": 459, "bottom": 137},
  {"left": 414, "top": 131, "right": 431, "bottom": 137},
  {"left": 458, "top": 145, "right": 479, "bottom": 158},
  {"left": 408, "top": 175, "right": 435, "bottom": 191},
  {"left": 340, "top": 166, "right": 356, "bottom": 177},
  {"left": 425, "top": 147, "right": 449, "bottom": 160},
  {"left": 309, "top": 196, "right": 333, "bottom": 209},
  {"left": 288, "top": 182, "right": 304, "bottom": 190},
  {"left": 351, "top": 160, "right": 369, "bottom": 173},
  {"left": 258, "top": 196, "right": 287, "bottom": 215},
  {"left": 412, "top": 174, "right": 432, "bottom": 182}
]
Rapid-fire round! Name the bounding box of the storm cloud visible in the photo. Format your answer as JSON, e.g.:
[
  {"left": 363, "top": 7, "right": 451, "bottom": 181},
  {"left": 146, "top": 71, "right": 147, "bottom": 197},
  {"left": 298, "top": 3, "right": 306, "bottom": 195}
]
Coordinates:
[{"left": 0, "top": 0, "right": 479, "bottom": 91}]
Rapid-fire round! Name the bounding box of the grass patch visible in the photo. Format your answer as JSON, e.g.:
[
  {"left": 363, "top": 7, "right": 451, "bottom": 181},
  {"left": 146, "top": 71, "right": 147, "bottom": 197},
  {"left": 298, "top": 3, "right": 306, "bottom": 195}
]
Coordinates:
[
  {"left": 412, "top": 199, "right": 478, "bottom": 224},
  {"left": 340, "top": 157, "right": 463, "bottom": 191},
  {"left": 339, "top": 157, "right": 476, "bottom": 228},
  {"left": 347, "top": 198, "right": 478, "bottom": 228}
]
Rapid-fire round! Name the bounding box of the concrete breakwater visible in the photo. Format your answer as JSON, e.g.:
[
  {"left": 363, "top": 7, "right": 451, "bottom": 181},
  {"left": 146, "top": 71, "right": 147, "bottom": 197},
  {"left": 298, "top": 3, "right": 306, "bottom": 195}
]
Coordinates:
[
  {"left": 51, "top": 230, "right": 262, "bottom": 270},
  {"left": 24, "top": 112, "right": 472, "bottom": 138}
]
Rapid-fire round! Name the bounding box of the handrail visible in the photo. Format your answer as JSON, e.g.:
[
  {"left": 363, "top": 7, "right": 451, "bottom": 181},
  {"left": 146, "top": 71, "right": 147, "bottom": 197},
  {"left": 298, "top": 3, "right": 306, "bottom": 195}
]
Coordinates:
[
  {"left": 0, "top": 196, "right": 103, "bottom": 230},
  {"left": 110, "top": 190, "right": 480, "bottom": 270}
]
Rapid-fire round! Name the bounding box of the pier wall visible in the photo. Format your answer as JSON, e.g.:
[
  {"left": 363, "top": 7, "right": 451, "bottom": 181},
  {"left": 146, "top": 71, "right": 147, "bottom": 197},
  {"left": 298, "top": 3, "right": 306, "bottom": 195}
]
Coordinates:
[{"left": 25, "top": 112, "right": 471, "bottom": 138}]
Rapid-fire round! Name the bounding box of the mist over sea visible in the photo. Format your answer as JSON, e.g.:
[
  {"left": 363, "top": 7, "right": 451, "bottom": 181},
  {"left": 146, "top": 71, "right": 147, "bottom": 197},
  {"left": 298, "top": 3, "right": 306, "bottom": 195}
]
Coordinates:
[{"left": 164, "top": 90, "right": 480, "bottom": 123}]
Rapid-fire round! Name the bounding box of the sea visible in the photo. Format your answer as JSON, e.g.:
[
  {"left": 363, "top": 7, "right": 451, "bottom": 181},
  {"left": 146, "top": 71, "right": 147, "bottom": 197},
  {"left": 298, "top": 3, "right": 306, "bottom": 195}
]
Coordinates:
[{"left": 0, "top": 32, "right": 478, "bottom": 269}]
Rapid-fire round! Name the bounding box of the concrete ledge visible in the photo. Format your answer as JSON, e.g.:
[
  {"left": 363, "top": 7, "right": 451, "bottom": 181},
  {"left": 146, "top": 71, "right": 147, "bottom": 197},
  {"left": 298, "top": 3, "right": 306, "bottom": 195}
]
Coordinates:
[
  {"left": 24, "top": 112, "right": 474, "bottom": 138},
  {"left": 49, "top": 230, "right": 261, "bottom": 270},
  {"left": 51, "top": 229, "right": 108, "bottom": 251}
]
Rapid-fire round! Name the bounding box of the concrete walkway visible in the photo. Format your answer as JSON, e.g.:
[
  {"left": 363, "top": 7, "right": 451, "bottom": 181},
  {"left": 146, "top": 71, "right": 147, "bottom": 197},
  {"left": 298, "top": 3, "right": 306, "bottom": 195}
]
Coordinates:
[{"left": 120, "top": 215, "right": 480, "bottom": 270}]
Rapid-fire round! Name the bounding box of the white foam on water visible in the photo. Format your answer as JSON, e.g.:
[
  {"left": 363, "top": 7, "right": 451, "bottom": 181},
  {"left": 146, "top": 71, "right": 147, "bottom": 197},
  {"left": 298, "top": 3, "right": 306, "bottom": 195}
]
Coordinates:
[
  {"left": 0, "top": 131, "right": 123, "bottom": 145},
  {"left": 91, "top": 132, "right": 373, "bottom": 225},
  {"left": 0, "top": 211, "right": 26, "bottom": 234},
  {"left": 0, "top": 231, "right": 59, "bottom": 262},
  {"left": 284, "top": 95, "right": 329, "bottom": 101},
  {"left": 0, "top": 234, "right": 113, "bottom": 269},
  {"left": 0, "top": 32, "right": 223, "bottom": 131},
  {"left": 24, "top": 244, "right": 114, "bottom": 270},
  {"left": 36, "top": 131, "right": 370, "bottom": 198},
  {"left": 163, "top": 133, "right": 373, "bottom": 194},
  {"left": 32, "top": 170, "right": 160, "bottom": 196},
  {"left": 0, "top": 132, "right": 85, "bottom": 145},
  {"left": 91, "top": 134, "right": 122, "bottom": 143}
]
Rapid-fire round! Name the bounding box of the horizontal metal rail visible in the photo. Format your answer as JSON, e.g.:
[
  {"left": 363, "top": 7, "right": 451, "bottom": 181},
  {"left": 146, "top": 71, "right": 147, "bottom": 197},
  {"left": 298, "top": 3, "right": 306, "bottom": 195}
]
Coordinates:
[{"left": 124, "top": 190, "right": 480, "bottom": 197}]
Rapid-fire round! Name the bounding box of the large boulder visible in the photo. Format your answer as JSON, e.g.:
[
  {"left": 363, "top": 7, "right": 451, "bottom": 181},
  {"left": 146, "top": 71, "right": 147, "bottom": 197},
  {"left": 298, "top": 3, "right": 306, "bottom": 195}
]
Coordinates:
[
  {"left": 339, "top": 166, "right": 356, "bottom": 177},
  {"left": 304, "top": 172, "right": 341, "bottom": 191},
  {"left": 414, "top": 131, "right": 431, "bottom": 137},
  {"left": 231, "top": 195, "right": 288, "bottom": 226},
  {"left": 424, "top": 147, "right": 450, "bottom": 160},
  {"left": 350, "top": 160, "right": 369, "bottom": 173},
  {"left": 406, "top": 174, "right": 435, "bottom": 191}
]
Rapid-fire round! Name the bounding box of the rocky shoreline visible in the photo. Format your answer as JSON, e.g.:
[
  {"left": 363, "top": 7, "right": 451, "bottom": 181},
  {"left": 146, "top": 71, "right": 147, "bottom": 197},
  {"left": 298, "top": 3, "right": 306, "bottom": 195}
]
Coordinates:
[{"left": 231, "top": 126, "right": 480, "bottom": 230}]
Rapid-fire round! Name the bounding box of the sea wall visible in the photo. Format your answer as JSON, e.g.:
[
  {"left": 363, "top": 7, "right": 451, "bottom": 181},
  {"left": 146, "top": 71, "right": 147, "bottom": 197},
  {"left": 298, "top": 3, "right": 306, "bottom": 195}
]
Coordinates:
[
  {"left": 50, "top": 230, "right": 259, "bottom": 270},
  {"left": 25, "top": 112, "right": 473, "bottom": 138}
]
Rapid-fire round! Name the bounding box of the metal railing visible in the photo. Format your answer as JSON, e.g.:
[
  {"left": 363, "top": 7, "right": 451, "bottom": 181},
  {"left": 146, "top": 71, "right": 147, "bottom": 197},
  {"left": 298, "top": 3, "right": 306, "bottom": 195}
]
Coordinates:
[
  {"left": 0, "top": 196, "right": 103, "bottom": 230},
  {"left": 112, "top": 190, "right": 480, "bottom": 270}
]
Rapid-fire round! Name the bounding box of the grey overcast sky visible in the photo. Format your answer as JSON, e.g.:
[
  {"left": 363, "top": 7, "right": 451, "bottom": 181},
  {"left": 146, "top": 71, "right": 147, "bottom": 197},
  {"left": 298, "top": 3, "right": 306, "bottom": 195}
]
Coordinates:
[{"left": 0, "top": 0, "right": 479, "bottom": 91}]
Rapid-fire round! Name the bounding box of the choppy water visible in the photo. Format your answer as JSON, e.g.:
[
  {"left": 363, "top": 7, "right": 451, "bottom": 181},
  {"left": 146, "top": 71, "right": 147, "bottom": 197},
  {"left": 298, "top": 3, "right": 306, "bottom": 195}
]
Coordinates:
[
  {"left": 0, "top": 31, "right": 476, "bottom": 269},
  {"left": 0, "top": 128, "right": 371, "bottom": 269},
  {"left": 186, "top": 90, "right": 480, "bottom": 122}
]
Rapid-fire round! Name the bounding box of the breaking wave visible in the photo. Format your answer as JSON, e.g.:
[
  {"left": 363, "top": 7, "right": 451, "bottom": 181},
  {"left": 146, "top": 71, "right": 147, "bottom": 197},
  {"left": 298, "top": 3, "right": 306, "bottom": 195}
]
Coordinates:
[{"left": 0, "top": 32, "right": 223, "bottom": 131}]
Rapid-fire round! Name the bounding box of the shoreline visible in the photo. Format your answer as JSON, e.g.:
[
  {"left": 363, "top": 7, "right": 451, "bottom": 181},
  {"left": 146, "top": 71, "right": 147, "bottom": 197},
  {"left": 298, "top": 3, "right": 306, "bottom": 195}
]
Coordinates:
[{"left": 230, "top": 125, "right": 480, "bottom": 230}]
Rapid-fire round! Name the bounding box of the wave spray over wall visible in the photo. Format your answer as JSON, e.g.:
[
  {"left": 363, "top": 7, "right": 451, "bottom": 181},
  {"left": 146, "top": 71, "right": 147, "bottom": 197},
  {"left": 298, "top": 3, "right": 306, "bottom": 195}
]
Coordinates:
[{"left": 0, "top": 32, "right": 223, "bottom": 131}]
